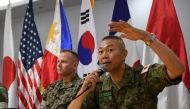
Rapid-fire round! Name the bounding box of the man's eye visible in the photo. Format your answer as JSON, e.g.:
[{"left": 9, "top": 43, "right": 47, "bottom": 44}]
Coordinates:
[
  {"left": 98, "top": 51, "right": 103, "bottom": 54},
  {"left": 108, "top": 49, "right": 113, "bottom": 52}
]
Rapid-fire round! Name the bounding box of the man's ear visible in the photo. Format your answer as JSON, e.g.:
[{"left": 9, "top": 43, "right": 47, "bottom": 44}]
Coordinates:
[
  {"left": 73, "top": 62, "right": 79, "bottom": 70},
  {"left": 122, "top": 49, "right": 128, "bottom": 59}
]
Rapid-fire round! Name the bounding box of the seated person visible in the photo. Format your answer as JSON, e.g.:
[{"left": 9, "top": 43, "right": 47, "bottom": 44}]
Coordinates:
[
  {"left": 0, "top": 83, "right": 8, "bottom": 108},
  {"left": 42, "top": 49, "right": 83, "bottom": 109}
]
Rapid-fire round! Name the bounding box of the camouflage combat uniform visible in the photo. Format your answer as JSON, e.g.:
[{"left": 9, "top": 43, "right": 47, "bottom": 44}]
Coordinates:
[
  {"left": 0, "top": 83, "right": 8, "bottom": 108},
  {"left": 42, "top": 74, "right": 83, "bottom": 109},
  {"left": 82, "top": 64, "right": 181, "bottom": 109}
]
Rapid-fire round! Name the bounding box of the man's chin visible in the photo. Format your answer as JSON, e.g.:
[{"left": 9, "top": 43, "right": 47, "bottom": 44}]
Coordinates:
[
  {"left": 58, "top": 73, "right": 70, "bottom": 77},
  {"left": 57, "top": 72, "right": 61, "bottom": 75}
]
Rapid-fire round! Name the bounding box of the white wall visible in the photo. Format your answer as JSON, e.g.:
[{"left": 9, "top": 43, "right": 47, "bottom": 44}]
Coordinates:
[{"left": 0, "top": 0, "right": 190, "bottom": 82}]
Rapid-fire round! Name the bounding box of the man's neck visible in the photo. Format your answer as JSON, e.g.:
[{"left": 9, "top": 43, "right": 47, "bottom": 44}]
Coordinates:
[
  {"left": 62, "top": 73, "right": 75, "bottom": 82},
  {"left": 109, "top": 64, "right": 125, "bottom": 82}
]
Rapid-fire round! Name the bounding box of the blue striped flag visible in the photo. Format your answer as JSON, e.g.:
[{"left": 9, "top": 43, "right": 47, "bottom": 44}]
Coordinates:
[{"left": 110, "top": 0, "right": 140, "bottom": 68}]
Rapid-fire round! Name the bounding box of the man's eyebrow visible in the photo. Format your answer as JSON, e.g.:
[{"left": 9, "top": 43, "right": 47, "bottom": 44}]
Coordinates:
[{"left": 98, "top": 44, "right": 114, "bottom": 49}]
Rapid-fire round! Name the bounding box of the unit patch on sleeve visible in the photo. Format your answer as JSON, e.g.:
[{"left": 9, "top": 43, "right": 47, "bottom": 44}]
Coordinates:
[{"left": 141, "top": 64, "right": 151, "bottom": 74}]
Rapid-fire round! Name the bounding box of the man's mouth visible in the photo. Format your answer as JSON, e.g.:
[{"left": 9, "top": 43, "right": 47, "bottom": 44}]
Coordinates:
[
  {"left": 102, "top": 62, "right": 111, "bottom": 65},
  {"left": 57, "top": 69, "right": 62, "bottom": 71}
]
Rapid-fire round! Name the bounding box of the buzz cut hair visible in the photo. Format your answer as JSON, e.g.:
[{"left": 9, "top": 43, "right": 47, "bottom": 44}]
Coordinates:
[
  {"left": 102, "top": 35, "right": 126, "bottom": 51},
  {"left": 60, "top": 49, "right": 79, "bottom": 62}
]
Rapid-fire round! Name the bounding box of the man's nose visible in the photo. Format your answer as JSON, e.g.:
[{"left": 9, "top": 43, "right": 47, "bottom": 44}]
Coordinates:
[
  {"left": 102, "top": 52, "right": 108, "bottom": 59},
  {"left": 57, "top": 62, "right": 61, "bottom": 66}
]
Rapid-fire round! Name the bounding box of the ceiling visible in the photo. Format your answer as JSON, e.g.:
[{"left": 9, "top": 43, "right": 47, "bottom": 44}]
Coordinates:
[{"left": 0, "top": 0, "right": 83, "bottom": 23}]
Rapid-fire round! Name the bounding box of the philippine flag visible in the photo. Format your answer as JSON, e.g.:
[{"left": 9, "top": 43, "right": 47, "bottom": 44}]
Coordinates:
[
  {"left": 41, "top": 0, "right": 72, "bottom": 88},
  {"left": 77, "top": 0, "right": 98, "bottom": 78}
]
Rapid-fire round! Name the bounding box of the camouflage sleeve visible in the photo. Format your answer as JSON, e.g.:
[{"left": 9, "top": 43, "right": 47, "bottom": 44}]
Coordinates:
[
  {"left": 0, "top": 102, "right": 8, "bottom": 109},
  {"left": 42, "top": 81, "right": 58, "bottom": 101},
  {"left": 0, "top": 83, "right": 8, "bottom": 102},
  {"left": 42, "top": 89, "right": 48, "bottom": 101},
  {"left": 81, "top": 92, "right": 97, "bottom": 109},
  {"left": 41, "top": 100, "right": 47, "bottom": 109},
  {"left": 146, "top": 64, "right": 181, "bottom": 93}
]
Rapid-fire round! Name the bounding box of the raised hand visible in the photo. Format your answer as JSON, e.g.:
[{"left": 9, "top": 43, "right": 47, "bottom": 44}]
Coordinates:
[{"left": 108, "top": 20, "right": 150, "bottom": 42}]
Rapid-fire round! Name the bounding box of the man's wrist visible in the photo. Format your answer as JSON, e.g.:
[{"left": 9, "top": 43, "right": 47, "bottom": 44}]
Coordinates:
[
  {"left": 145, "top": 33, "right": 156, "bottom": 46},
  {"left": 141, "top": 31, "right": 151, "bottom": 42}
]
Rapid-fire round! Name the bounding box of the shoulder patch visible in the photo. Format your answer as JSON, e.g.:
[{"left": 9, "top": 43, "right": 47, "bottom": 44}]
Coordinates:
[{"left": 141, "top": 64, "right": 151, "bottom": 74}]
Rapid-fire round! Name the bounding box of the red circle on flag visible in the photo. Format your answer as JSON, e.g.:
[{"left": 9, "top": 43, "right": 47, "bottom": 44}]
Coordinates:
[{"left": 3, "top": 56, "right": 16, "bottom": 90}]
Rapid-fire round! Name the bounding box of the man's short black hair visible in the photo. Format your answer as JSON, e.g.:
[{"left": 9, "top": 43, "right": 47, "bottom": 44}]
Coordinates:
[{"left": 102, "top": 35, "right": 126, "bottom": 51}]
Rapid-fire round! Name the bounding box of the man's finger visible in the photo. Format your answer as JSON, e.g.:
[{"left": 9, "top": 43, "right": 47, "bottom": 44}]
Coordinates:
[{"left": 119, "top": 33, "right": 127, "bottom": 38}]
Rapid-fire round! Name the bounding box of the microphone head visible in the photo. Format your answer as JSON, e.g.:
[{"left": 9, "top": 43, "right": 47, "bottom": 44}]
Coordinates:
[
  {"left": 98, "top": 65, "right": 107, "bottom": 76},
  {"left": 83, "top": 65, "right": 107, "bottom": 91}
]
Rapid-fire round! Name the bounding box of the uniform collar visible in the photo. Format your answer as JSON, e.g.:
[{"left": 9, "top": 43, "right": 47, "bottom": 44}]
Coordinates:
[
  {"left": 101, "top": 64, "right": 143, "bottom": 91},
  {"left": 57, "top": 74, "right": 80, "bottom": 89}
]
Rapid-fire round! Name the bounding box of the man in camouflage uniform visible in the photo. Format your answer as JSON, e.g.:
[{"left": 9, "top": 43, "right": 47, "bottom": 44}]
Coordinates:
[
  {"left": 42, "top": 50, "right": 83, "bottom": 109},
  {"left": 68, "top": 20, "right": 184, "bottom": 109},
  {"left": 0, "top": 83, "right": 8, "bottom": 108}
]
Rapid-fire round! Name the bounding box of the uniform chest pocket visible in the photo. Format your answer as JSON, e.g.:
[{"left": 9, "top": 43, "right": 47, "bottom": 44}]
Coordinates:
[{"left": 98, "top": 91, "right": 118, "bottom": 109}]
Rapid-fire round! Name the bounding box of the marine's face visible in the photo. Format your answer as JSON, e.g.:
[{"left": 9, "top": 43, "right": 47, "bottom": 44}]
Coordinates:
[
  {"left": 57, "top": 52, "right": 77, "bottom": 76},
  {"left": 98, "top": 39, "right": 127, "bottom": 73}
]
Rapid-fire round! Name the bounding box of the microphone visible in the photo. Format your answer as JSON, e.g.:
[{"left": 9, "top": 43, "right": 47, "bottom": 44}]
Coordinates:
[{"left": 84, "top": 65, "right": 107, "bottom": 92}]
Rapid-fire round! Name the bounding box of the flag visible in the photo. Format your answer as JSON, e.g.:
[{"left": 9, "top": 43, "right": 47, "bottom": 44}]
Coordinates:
[
  {"left": 41, "top": 0, "right": 72, "bottom": 88},
  {"left": 109, "top": 0, "right": 140, "bottom": 68},
  {"left": 142, "top": 0, "right": 190, "bottom": 108},
  {"left": 2, "top": 2, "right": 17, "bottom": 108},
  {"left": 77, "top": 0, "right": 98, "bottom": 78},
  {"left": 18, "top": 0, "right": 43, "bottom": 108}
]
